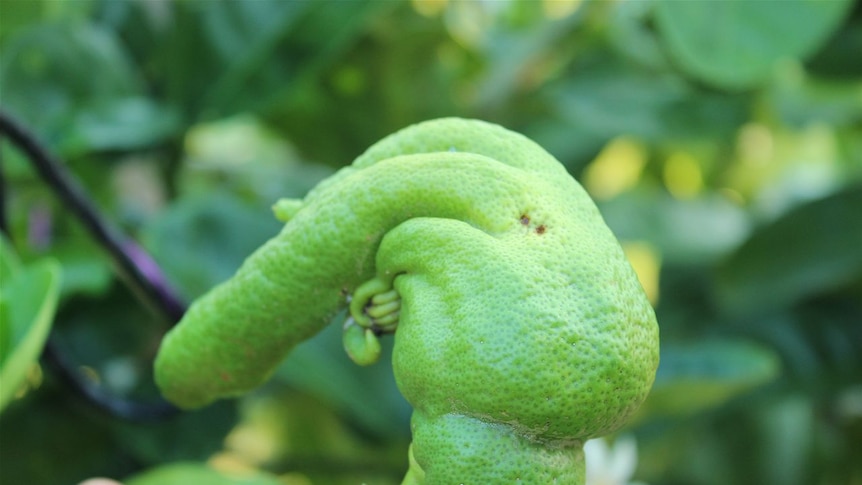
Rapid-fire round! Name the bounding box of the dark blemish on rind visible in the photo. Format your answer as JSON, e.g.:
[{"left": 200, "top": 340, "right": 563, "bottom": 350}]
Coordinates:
[
  {"left": 536, "top": 225, "right": 546, "bottom": 235},
  {"left": 520, "top": 214, "right": 530, "bottom": 226}
]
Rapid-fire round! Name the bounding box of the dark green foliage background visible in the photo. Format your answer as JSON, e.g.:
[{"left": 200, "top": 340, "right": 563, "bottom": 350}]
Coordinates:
[{"left": 1, "top": 1, "right": 860, "bottom": 484}]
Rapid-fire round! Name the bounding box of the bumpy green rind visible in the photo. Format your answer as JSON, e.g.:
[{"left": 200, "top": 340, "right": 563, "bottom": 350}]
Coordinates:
[
  {"left": 154, "top": 118, "right": 659, "bottom": 483},
  {"left": 155, "top": 119, "right": 579, "bottom": 407}
]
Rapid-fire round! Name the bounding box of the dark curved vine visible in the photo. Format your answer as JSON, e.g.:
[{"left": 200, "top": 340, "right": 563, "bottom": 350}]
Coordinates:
[{"left": 0, "top": 110, "right": 183, "bottom": 421}]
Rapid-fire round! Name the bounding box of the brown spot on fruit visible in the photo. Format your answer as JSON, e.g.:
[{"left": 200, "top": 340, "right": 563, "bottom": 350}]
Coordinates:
[{"left": 536, "top": 225, "right": 546, "bottom": 235}]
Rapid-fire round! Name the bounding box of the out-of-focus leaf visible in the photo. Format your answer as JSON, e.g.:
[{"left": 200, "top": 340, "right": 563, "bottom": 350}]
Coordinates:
[
  {"left": 545, "top": 62, "right": 688, "bottom": 141},
  {"left": 181, "top": 115, "right": 334, "bottom": 204},
  {"left": 197, "top": 0, "right": 312, "bottom": 114},
  {"left": 0, "top": 0, "right": 48, "bottom": 44},
  {"left": 0, "top": 0, "right": 95, "bottom": 45},
  {"left": 256, "top": 1, "right": 402, "bottom": 164},
  {"left": 275, "top": 318, "right": 412, "bottom": 440},
  {"left": 740, "top": 300, "right": 862, "bottom": 388},
  {"left": 769, "top": 70, "right": 862, "bottom": 129},
  {"left": 125, "top": 462, "right": 282, "bottom": 485},
  {"left": 0, "top": 299, "right": 11, "bottom": 367},
  {"left": 0, "top": 386, "right": 129, "bottom": 485},
  {"left": 469, "top": 2, "right": 583, "bottom": 110},
  {"left": 633, "top": 340, "right": 781, "bottom": 422},
  {"left": 606, "top": 0, "right": 669, "bottom": 71},
  {"left": 534, "top": 59, "right": 749, "bottom": 167},
  {"left": 654, "top": 0, "right": 854, "bottom": 89},
  {"left": 226, "top": 390, "right": 406, "bottom": 483},
  {"left": 717, "top": 184, "right": 862, "bottom": 314},
  {"left": 0, "top": 22, "right": 140, "bottom": 149},
  {"left": 0, "top": 236, "right": 61, "bottom": 413},
  {"left": 56, "top": 285, "right": 161, "bottom": 383},
  {"left": 599, "top": 189, "right": 750, "bottom": 264},
  {"left": 70, "top": 97, "right": 182, "bottom": 152},
  {"left": 141, "top": 194, "right": 281, "bottom": 300},
  {"left": 51, "top": 245, "right": 113, "bottom": 300},
  {"left": 0, "top": 234, "right": 21, "bottom": 275},
  {"left": 112, "top": 401, "right": 238, "bottom": 466},
  {"left": 806, "top": 10, "right": 862, "bottom": 79}
]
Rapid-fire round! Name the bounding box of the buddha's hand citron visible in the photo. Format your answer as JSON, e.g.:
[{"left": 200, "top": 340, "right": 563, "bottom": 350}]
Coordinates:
[{"left": 154, "top": 118, "right": 659, "bottom": 484}]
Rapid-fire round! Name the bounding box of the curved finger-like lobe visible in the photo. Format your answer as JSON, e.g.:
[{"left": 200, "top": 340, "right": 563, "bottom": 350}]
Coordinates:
[{"left": 154, "top": 118, "right": 659, "bottom": 482}]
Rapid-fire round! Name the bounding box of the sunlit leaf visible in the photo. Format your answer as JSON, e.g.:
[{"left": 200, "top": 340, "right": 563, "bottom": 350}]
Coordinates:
[
  {"left": 0, "top": 298, "right": 11, "bottom": 366},
  {"left": 0, "top": 236, "right": 61, "bottom": 413},
  {"left": 180, "top": 114, "right": 334, "bottom": 204},
  {"left": 125, "top": 462, "right": 282, "bottom": 485},
  {"left": 654, "top": 0, "right": 854, "bottom": 89}
]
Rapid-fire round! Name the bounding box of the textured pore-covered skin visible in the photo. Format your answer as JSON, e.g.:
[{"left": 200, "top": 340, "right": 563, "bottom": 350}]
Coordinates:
[{"left": 154, "top": 118, "right": 659, "bottom": 484}]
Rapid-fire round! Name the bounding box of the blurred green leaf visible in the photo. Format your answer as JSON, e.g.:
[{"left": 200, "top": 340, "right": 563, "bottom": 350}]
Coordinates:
[
  {"left": 180, "top": 114, "right": 334, "bottom": 204},
  {"left": 600, "top": 189, "right": 750, "bottom": 264},
  {"left": 141, "top": 193, "right": 281, "bottom": 300},
  {"left": 654, "top": 0, "right": 854, "bottom": 89},
  {"left": 0, "top": 0, "right": 96, "bottom": 45},
  {"left": 197, "top": 0, "right": 312, "bottom": 114},
  {"left": 56, "top": 284, "right": 161, "bottom": 385},
  {"left": 112, "top": 401, "right": 238, "bottom": 466},
  {"left": 769, "top": 69, "right": 862, "bottom": 129},
  {"left": 231, "top": 390, "right": 406, "bottom": 484},
  {"left": 806, "top": 10, "right": 862, "bottom": 79},
  {"left": 71, "top": 97, "right": 182, "bottom": 152},
  {"left": 275, "top": 319, "right": 412, "bottom": 440},
  {"left": 470, "top": 3, "right": 583, "bottom": 110},
  {"left": 0, "top": 22, "right": 141, "bottom": 149},
  {"left": 536, "top": 58, "right": 749, "bottom": 167},
  {"left": 634, "top": 340, "right": 780, "bottom": 421},
  {"left": 0, "top": 236, "right": 61, "bottom": 413},
  {"left": 0, "top": 0, "right": 46, "bottom": 44},
  {"left": 739, "top": 299, "right": 862, "bottom": 387},
  {"left": 606, "top": 0, "right": 669, "bottom": 71},
  {"left": 125, "top": 462, "right": 282, "bottom": 485},
  {"left": 0, "top": 298, "right": 11, "bottom": 367},
  {"left": 545, "top": 61, "right": 688, "bottom": 141},
  {"left": 717, "top": 184, "right": 862, "bottom": 314},
  {"left": 0, "top": 234, "right": 21, "bottom": 275},
  {"left": 0, "top": 386, "right": 129, "bottom": 485},
  {"left": 51, "top": 245, "right": 113, "bottom": 300}
]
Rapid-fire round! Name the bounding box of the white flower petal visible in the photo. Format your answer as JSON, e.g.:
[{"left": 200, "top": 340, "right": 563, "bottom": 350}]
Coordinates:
[
  {"left": 584, "top": 438, "right": 612, "bottom": 481},
  {"left": 608, "top": 435, "right": 639, "bottom": 480}
]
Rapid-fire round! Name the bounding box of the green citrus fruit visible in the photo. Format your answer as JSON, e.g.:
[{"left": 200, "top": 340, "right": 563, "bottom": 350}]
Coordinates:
[{"left": 154, "top": 118, "right": 659, "bottom": 484}]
